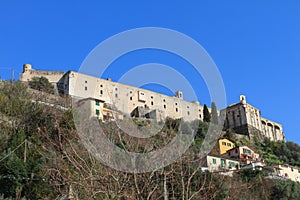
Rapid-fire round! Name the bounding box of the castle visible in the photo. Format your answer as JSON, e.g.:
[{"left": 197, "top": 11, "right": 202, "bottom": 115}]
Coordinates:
[{"left": 20, "top": 64, "right": 285, "bottom": 142}]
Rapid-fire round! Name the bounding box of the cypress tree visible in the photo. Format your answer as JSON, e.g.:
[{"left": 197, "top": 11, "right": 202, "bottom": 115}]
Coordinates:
[
  {"left": 211, "top": 102, "right": 218, "bottom": 124},
  {"left": 203, "top": 104, "right": 211, "bottom": 122}
]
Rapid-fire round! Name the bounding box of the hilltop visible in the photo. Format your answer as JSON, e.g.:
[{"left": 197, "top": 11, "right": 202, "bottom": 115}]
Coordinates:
[{"left": 0, "top": 80, "right": 300, "bottom": 199}]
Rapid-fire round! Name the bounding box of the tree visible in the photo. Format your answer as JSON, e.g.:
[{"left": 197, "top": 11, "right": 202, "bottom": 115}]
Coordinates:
[
  {"left": 28, "top": 77, "right": 55, "bottom": 94},
  {"left": 203, "top": 104, "right": 210, "bottom": 123},
  {"left": 211, "top": 102, "right": 218, "bottom": 125}
]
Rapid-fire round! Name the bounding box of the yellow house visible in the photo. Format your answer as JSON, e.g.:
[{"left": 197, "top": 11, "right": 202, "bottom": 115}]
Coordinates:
[{"left": 218, "top": 138, "right": 235, "bottom": 154}]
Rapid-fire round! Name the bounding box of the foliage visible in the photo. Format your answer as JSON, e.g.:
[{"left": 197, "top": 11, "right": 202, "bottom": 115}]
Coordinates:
[
  {"left": 1, "top": 81, "right": 300, "bottom": 199},
  {"left": 271, "top": 179, "right": 300, "bottom": 200},
  {"left": 28, "top": 76, "right": 55, "bottom": 94},
  {"left": 256, "top": 138, "right": 300, "bottom": 167},
  {"left": 203, "top": 104, "right": 211, "bottom": 123}
]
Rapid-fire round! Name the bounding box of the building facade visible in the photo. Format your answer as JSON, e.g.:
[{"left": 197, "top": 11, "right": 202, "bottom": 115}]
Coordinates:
[
  {"left": 201, "top": 154, "right": 240, "bottom": 172},
  {"left": 269, "top": 165, "right": 300, "bottom": 183},
  {"left": 57, "top": 70, "right": 204, "bottom": 122},
  {"left": 218, "top": 138, "right": 235, "bottom": 154},
  {"left": 226, "top": 145, "right": 260, "bottom": 165}
]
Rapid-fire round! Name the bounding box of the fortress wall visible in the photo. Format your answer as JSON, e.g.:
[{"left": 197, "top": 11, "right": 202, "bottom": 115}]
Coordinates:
[
  {"left": 261, "top": 117, "right": 284, "bottom": 141},
  {"left": 20, "top": 64, "right": 64, "bottom": 83}
]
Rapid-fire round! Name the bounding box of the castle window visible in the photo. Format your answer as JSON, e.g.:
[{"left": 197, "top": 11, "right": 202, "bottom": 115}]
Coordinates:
[
  {"left": 115, "top": 88, "right": 118, "bottom": 91},
  {"left": 176, "top": 108, "right": 178, "bottom": 112},
  {"left": 130, "top": 97, "right": 132, "bottom": 101},
  {"left": 151, "top": 96, "right": 153, "bottom": 99},
  {"left": 95, "top": 100, "right": 100, "bottom": 106},
  {"left": 187, "top": 106, "right": 189, "bottom": 109},
  {"left": 85, "top": 80, "right": 87, "bottom": 83},
  {"left": 85, "top": 86, "right": 87, "bottom": 91},
  {"left": 187, "top": 111, "right": 190, "bottom": 115},
  {"left": 151, "top": 101, "right": 153, "bottom": 105},
  {"left": 96, "top": 109, "right": 100, "bottom": 115},
  {"left": 175, "top": 103, "right": 178, "bottom": 105},
  {"left": 115, "top": 94, "right": 118, "bottom": 98},
  {"left": 163, "top": 99, "right": 166, "bottom": 102},
  {"left": 100, "top": 84, "right": 103, "bottom": 87},
  {"left": 199, "top": 114, "right": 201, "bottom": 118},
  {"left": 100, "top": 90, "right": 103, "bottom": 95},
  {"left": 164, "top": 105, "right": 166, "bottom": 109},
  {"left": 130, "top": 91, "right": 132, "bottom": 94}
]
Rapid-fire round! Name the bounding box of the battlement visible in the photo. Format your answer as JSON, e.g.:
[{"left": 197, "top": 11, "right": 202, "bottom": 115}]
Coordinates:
[{"left": 20, "top": 64, "right": 65, "bottom": 83}]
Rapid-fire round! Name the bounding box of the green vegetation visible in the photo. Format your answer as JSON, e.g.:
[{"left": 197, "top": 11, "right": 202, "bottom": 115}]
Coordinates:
[
  {"left": 203, "top": 104, "right": 211, "bottom": 122},
  {"left": 0, "top": 81, "right": 299, "bottom": 199},
  {"left": 255, "top": 138, "right": 300, "bottom": 167},
  {"left": 28, "top": 76, "right": 55, "bottom": 94}
]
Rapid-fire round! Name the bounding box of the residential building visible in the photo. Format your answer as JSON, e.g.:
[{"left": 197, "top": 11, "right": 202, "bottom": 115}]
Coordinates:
[
  {"left": 218, "top": 138, "right": 235, "bottom": 154},
  {"left": 201, "top": 154, "right": 240, "bottom": 172},
  {"left": 226, "top": 145, "right": 260, "bottom": 165},
  {"left": 268, "top": 165, "right": 300, "bottom": 183}
]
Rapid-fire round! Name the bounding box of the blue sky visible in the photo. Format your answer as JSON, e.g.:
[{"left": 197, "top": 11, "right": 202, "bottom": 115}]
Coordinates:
[{"left": 0, "top": 1, "right": 299, "bottom": 144}]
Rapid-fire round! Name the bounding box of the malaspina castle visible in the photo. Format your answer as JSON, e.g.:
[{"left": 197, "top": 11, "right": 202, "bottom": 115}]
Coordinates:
[{"left": 20, "top": 64, "right": 285, "bottom": 142}]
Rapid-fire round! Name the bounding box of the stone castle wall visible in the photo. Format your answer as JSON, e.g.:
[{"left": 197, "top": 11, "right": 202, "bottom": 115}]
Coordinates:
[
  {"left": 224, "top": 95, "right": 285, "bottom": 141},
  {"left": 20, "top": 64, "right": 64, "bottom": 83}
]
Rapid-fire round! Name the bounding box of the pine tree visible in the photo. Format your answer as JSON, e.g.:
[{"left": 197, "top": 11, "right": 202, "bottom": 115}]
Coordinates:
[{"left": 29, "top": 76, "right": 55, "bottom": 94}]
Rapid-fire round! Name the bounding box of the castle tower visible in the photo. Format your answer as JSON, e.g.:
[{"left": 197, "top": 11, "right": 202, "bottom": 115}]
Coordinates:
[
  {"left": 175, "top": 90, "right": 183, "bottom": 99},
  {"left": 23, "top": 64, "right": 32, "bottom": 73},
  {"left": 240, "top": 95, "right": 246, "bottom": 104}
]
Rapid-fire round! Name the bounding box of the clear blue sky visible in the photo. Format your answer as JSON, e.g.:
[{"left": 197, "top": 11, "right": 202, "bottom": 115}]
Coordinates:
[{"left": 0, "top": 1, "right": 299, "bottom": 144}]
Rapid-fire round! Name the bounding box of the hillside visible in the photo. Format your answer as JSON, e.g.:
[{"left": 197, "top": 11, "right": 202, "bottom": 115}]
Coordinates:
[{"left": 0, "top": 81, "right": 300, "bottom": 200}]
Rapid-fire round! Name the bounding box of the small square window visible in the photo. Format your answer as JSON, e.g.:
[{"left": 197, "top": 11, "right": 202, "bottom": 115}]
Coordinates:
[
  {"left": 95, "top": 101, "right": 100, "bottom": 106},
  {"left": 222, "top": 142, "right": 226, "bottom": 146},
  {"left": 227, "top": 143, "right": 232, "bottom": 147},
  {"left": 96, "top": 109, "right": 100, "bottom": 115}
]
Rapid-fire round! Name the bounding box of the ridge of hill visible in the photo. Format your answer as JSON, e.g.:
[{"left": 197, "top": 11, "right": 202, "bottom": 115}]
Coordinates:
[{"left": 0, "top": 81, "right": 299, "bottom": 199}]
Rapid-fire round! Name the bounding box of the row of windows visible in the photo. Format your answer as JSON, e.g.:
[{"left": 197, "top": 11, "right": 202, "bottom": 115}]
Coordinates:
[
  {"left": 242, "top": 148, "right": 251, "bottom": 155},
  {"left": 221, "top": 141, "right": 232, "bottom": 147}
]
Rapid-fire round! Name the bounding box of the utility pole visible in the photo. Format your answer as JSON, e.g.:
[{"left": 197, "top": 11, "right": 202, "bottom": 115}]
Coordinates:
[{"left": 11, "top": 67, "right": 14, "bottom": 82}]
